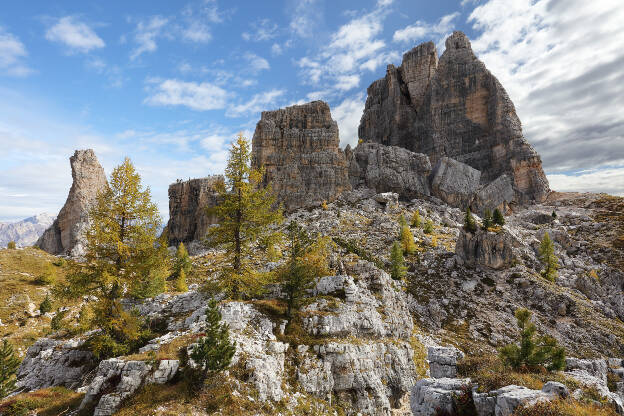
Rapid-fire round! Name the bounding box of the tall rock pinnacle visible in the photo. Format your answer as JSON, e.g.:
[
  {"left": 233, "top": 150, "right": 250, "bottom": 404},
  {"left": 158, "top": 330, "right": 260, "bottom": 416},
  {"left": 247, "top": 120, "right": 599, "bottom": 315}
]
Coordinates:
[
  {"left": 358, "top": 31, "right": 549, "bottom": 204},
  {"left": 36, "top": 149, "right": 108, "bottom": 256},
  {"left": 251, "top": 100, "right": 351, "bottom": 211}
]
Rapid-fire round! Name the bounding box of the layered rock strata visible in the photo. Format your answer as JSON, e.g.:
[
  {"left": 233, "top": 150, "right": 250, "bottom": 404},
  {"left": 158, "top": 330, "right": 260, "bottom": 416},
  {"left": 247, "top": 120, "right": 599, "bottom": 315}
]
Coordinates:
[
  {"left": 166, "top": 176, "right": 222, "bottom": 247},
  {"left": 251, "top": 101, "right": 351, "bottom": 211},
  {"left": 358, "top": 31, "right": 549, "bottom": 205},
  {"left": 36, "top": 149, "right": 108, "bottom": 256}
]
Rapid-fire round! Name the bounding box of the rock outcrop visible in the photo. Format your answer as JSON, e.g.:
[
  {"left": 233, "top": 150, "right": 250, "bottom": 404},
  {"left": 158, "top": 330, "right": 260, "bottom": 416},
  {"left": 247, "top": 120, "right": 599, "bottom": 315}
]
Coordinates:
[
  {"left": 0, "top": 213, "right": 54, "bottom": 248},
  {"left": 455, "top": 228, "right": 516, "bottom": 269},
  {"left": 166, "top": 176, "right": 222, "bottom": 247},
  {"left": 358, "top": 31, "right": 549, "bottom": 205},
  {"left": 36, "top": 149, "right": 107, "bottom": 256},
  {"left": 347, "top": 142, "right": 431, "bottom": 199},
  {"left": 251, "top": 101, "right": 351, "bottom": 211},
  {"left": 430, "top": 157, "right": 481, "bottom": 208}
]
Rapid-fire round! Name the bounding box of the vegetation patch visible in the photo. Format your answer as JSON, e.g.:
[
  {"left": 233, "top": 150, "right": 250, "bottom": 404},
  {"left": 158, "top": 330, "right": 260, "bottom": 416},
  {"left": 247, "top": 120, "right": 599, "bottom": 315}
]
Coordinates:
[{"left": 0, "top": 387, "right": 84, "bottom": 416}]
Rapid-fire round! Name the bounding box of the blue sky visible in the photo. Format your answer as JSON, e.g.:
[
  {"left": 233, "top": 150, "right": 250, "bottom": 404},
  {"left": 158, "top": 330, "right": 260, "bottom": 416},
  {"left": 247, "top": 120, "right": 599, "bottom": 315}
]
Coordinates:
[{"left": 1, "top": 0, "right": 623, "bottom": 222}]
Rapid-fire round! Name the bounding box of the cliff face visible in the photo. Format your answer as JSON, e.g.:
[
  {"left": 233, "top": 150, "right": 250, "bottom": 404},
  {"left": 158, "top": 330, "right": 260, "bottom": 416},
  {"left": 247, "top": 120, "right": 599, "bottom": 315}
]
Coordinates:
[
  {"left": 166, "top": 176, "right": 222, "bottom": 247},
  {"left": 358, "top": 31, "right": 549, "bottom": 205},
  {"left": 36, "top": 149, "right": 108, "bottom": 256},
  {"left": 251, "top": 100, "right": 351, "bottom": 211}
]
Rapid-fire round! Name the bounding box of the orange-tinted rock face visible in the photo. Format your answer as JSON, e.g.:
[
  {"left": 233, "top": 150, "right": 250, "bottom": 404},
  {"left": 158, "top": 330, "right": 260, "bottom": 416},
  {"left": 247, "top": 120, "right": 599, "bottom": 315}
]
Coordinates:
[
  {"left": 251, "top": 100, "right": 351, "bottom": 211},
  {"left": 167, "top": 176, "right": 222, "bottom": 246},
  {"left": 359, "top": 31, "right": 549, "bottom": 205},
  {"left": 36, "top": 149, "right": 108, "bottom": 256}
]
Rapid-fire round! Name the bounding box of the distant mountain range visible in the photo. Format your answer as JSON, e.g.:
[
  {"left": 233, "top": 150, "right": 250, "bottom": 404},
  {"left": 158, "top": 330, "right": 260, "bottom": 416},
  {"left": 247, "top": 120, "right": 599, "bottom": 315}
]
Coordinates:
[{"left": 0, "top": 213, "right": 54, "bottom": 248}]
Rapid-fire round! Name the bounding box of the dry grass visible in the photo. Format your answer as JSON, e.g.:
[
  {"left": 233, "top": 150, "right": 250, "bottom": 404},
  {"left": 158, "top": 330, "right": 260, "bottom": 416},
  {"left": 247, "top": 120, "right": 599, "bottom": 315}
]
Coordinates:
[
  {"left": 0, "top": 247, "right": 77, "bottom": 351},
  {"left": 0, "top": 386, "right": 84, "bottom": 416},
  {"left": 513, "top": 399, "right": 618, "bottom": 416}
]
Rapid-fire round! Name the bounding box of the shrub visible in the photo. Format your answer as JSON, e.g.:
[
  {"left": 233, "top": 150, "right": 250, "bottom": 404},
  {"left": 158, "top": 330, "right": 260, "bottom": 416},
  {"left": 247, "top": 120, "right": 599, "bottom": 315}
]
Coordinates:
[
  {"left": 35, "top": 263, "right": 57, "bottom": 285},
  {"left": 412, "top": 210, "right": 421, "bottom": 228},
  {"left": 39, "top": 294, "right": 52, "bottom": 314},
  {"left": 321, "top": 200, "right": 328, "bottom": 210},
  {"left": 424, "top": 219, "right": 434, "bottom": 234},
  {"left": 0, "top": 340, "right": 20, "bottom": 399},
  {"left": 7, "top": 241, "right": 16, "bottom": 250},
  {"left": 552, "top": 210, "right": 557, "bottom": 219},
  {"left": 390, "top": 241, "right": 407, "bottom": 280},
  {"left": 500, "top": 308, "right": 565, "bottom": 372},
  {"left": 539, "top": 232, "right": 559, "bottom": 282},
  {"left": 482, "top": 209, "right": 493, "bottom": 230},
  {"left": 52, "top": 257, "right": 66, "bottom": 267},
  {"left": 493, "top": 208, "right": 505, "bottom": 226},
  {"left": 464, "top": 208, "right": 477, "bottom": 233},
  {"left": 50, "top": 308, "right": 68, "bottom": 331}
]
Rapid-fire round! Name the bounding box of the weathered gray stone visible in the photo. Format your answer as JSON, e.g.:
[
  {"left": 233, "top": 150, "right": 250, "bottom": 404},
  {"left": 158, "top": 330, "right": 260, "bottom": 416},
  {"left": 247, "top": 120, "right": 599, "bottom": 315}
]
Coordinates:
[
  {"left": 455, "top": 228, "right": 516, "bottom": 269},
  {"left": 472, "top": 174, "right": 515, "bottom": 215},
  {"left": 428, "top": 346, "right": 464, "bottom": 378},
  {"left": 166, "top": 176, "right": 222, "bottom": 246},
  {"left": 347, "top": 142, "right": 431, "bottom": 199},
  {"left": 473, "top": 385, "right": 551, "bottom": 416},
  {"left": 15, "top": 338, "right": 96, "bottom": 392},
  {"left": 410, "top": 378, "right": 471, "bottom": 416},
  {"left": 251, "top": 100, "right": 351, "bottom": 211},
  {"left": 36, "top": 149, "right": 108, "bottom": 256},
  {"left": 359, "top": 31, "right": 549, "bottom": 205},
  {"left": 431, "top": 157, "right": 481, "bottom": 209}
]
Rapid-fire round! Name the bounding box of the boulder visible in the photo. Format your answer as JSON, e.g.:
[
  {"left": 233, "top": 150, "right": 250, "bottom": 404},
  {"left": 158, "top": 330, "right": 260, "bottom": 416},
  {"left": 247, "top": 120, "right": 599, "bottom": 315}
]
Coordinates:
[
  {"left": 358, "top": 31, "right": 549, "bottom": 205},
  {"left": 473, "top": 384, "right": 562, "bottom": 416},
  {"left": 455, "top": 229, "right": 516, "bottom": 269},
  {"left": 472, "top": 174, "right": 515, "bottom": 215},
  {"left": 36, "top": 149, "right": 108, "bottom": 256},
  {"left": 410, "top": 378, "right": 471, "bottom": 416},
  {"left": 78, "top": 358, "right": 179, "bottom": 416},
  {"left": 430, "top": 157, "right": 481, "bottom": 209},
  {"left": 251, "top": 100, "right": 351, "bottom": 211},
  {"left": 166, "top": 176, "right": 222, "bottom": 247},
  {"left": 15, "top": 338, "right": 96, "bottom": 392},
  {"left": 347, "top": 142, "right": 431, "bottom": 199},
  {"left": 428, "top": 346, "right": 464, "bottom": 378}
]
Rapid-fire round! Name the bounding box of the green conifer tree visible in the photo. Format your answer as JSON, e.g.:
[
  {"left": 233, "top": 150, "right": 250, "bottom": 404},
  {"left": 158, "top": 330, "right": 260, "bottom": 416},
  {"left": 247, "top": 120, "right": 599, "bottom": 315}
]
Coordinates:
[
  {"left": 190, "top": 299, "right": 236, "bottom": 381},
  {"left": 493, "top": 208, "right": 505, "bottom": 226},
  {"left": 411, "top": 210, "right": 421, "bottom": 228},
  {"left": 464, "top": 208, "right": 477, "bottom": 233},
  {"left": 390, "top": 241, "right": 407, "bottom": 280},
  {"left": 539, "top": 232, "right": 559, "bottom": 282},
  {"left": 482, "top": 209, "right": 493, "bottom": 230},
  {"left": 55, "top": 158, "right": 167, "bottom": 357},
  {"left": 499, "top": 308, "right": 565, "bottom": 371},
  {"left": 206, "top": 134, "right": 282, "bottom": 299},
  {"left": 39, "top": 293, "right": 52, "bottom": 314},
  {"left": 0, "top": 340, "right": 20, "bottom": 399},
  {"left": 277, "top": 221, "right": 331, "bottom": 319}
]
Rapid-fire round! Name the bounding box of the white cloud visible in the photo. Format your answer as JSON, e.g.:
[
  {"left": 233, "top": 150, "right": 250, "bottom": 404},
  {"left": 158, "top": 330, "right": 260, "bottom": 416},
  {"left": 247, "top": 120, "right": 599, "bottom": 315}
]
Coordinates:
[
  {"left": 332, "top": 94, "right": 365, "bottom": 148},
  {"left": 297, "top": 6, "right": 397, "bottom": 93},
  {"left": 144, "top": 79, "right": 230, "bottom": 111},
  {"left": 271, "top": 43, "right": 283, "bottom": 56},
  {"left": 182, "top": 21, "right": 212, "bottom": 43},
  {"left": 392, "top": 12, "right": 459, "bottom": 44},
  {"left": 45, "top": 16, "right": 105, "bottom": 53},
  {"left": 289, "top": 0, "right": 322, "bottom": 38},
  {"left": 547, "top": 167, "right": 624, "bottom": 196},
  {"left": 0, "top": 27, "right": 32, "bottom": 76},
  {"left": 200, "top": 134, "right": 230, "bottom": 151},
  {"left": 377, "top": 0, "right": 395, "bottom": 6},
  {"left": 242, "top": 19, "right": 278, "bottom": 42},
  {"left": 244, "top": 52, "right": 270, "bottom": 72},
  {"left": 130, "top": 16, "right": 168, "bottom": 59},
  {"left": 226, "top": 89, "right": 285, "bottom": 117},
  {"left": 467, "top": 0, "right": 624, "bottom": 176}
]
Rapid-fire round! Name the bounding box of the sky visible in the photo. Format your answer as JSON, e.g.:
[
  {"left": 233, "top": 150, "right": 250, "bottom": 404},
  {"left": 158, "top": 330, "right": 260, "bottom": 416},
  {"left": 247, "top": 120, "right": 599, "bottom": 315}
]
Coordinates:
[{"left": 0, "top": 0, "right": 622, "bottom": 222}]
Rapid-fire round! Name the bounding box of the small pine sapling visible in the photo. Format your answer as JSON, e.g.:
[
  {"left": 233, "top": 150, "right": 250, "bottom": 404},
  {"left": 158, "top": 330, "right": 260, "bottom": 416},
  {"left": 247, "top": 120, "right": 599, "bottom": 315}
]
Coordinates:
[
  {"left": 493, "top": 208, "right": 505, "bottom": 226},
  {"left": 390, "top": 241, "right": 407, "bottom": 280},
  {"left": 411, "top": 210, "right": 421, "bottom": 228},
  {"left": 538, "top": 232, "right": 559, "bottom": 282},
  {"left": 39, "top": 293, "right": 52, "bottom": 314},
  {"left": 423, "top": 219, "right": 434, "bottom": 234},
  {"left": 482, "top": 209, "right": 493, "bottom": 230},
  {"left": 0, "top": 340, "right": 20, "bottom": 399},
  {"left": 464, "top": 208, "right": 477, "bottom": 233}
]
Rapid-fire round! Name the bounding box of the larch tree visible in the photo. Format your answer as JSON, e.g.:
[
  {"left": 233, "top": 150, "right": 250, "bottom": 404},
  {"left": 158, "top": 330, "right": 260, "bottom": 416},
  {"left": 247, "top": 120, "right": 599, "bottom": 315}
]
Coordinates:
[
  {"left": 0, "top": 340, "right": 20, "bottom": 399},
  {"left": 399, "top": 215, "right": 416, "bottom": 254},
  {"left": 539, "top": 232, "right": 559, "bottom": 282},
  {"left": 56, "top": 157, "right": 168, "bottom": 357},
  {"left": 206, "top": 133, "right": 282, "bottom": 299},
  {"left": 390, "top": 241, "right": 407, "bottom": 280},
  {"left": 277, "top": 221, "right": 331, "bottom": 319}
]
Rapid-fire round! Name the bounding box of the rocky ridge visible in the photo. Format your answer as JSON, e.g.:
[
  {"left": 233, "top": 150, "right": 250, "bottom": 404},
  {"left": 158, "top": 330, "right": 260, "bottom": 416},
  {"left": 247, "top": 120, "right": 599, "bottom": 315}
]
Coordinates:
[
  {"left": 36, "top": 149, "right": 108, "bottom": 257},
  {"left": 0, "top": 213, "right": 55, "bottom": 248}
]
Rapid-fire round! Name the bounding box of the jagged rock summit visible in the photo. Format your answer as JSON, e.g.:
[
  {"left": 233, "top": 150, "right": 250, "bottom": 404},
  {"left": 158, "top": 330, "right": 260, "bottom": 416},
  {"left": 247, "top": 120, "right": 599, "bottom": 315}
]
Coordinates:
[
  {"left": 36, "top": 149, "right": 108, "bottom": 256},
  {"left": 166, "top": 176, "right": 222, "bottom": 248},
  {"left": 251, "top": 100, "right": 351, "bottom": 211},
  {"left": 358, "top": 31, "right": 549, "bottom": 206}
]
